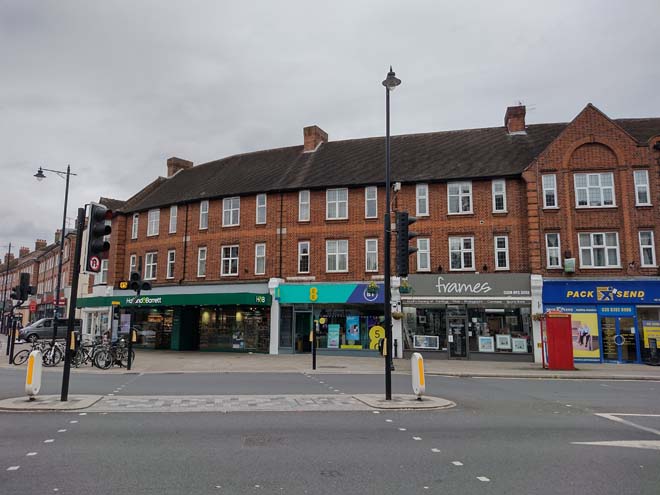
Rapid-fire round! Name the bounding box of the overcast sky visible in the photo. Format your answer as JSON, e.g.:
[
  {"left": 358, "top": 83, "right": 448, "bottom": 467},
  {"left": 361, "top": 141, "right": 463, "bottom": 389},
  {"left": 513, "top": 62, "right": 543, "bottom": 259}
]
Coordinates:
[{"left": 2, "top": 0, "right": 659, "bottom": 258}]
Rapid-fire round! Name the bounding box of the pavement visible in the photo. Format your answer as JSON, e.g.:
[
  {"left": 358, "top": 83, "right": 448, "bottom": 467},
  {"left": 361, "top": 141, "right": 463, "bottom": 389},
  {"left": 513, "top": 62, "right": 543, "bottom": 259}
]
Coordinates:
[{"left": 2, "top": 342, "right": 660, "bottom": 380}]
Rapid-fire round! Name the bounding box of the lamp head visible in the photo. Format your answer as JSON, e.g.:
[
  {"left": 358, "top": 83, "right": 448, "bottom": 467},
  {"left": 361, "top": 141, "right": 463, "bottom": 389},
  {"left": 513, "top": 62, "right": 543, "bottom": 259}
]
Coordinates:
[
  {"left": 34, "top": 167, "right": 46, "bottom": 181},
  {"left": 382, "top": 66, "right": 402, "bottom": 92}
]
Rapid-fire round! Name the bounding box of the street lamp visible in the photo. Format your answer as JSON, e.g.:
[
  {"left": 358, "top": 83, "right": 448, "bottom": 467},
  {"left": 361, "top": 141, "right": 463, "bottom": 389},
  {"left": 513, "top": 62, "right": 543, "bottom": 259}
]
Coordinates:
[
  {"left": 382, "top": 67, "right": 401, "bottom": 401},
  {"left": 34, "top": 165, "right": 77, "bottom": 343}
]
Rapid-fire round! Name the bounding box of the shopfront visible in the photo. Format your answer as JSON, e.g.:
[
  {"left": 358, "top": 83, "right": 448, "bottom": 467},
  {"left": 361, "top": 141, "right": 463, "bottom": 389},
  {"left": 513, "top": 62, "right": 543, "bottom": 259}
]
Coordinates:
[
  {"left": 401, "top": 274, "right": 535, "bottom": 361},
  {"left": 77, "top": 291, "right": 271, "bottom": 352},
  {"left": 275, "top": 282, "right": 385, "bottom": 355},
  {"left": 543, "top": 279, "right": 660, "bottom": 364}
]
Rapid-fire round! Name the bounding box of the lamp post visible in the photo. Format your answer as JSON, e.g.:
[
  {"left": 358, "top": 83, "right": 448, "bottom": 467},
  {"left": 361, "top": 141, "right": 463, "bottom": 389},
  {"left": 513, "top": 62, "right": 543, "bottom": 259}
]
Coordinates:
[
  {"left": 382, "top": 67, "right": 401, "bottom": 401},
  {"left": 34, "top": 165, "right": 77, "bottom": 343}
]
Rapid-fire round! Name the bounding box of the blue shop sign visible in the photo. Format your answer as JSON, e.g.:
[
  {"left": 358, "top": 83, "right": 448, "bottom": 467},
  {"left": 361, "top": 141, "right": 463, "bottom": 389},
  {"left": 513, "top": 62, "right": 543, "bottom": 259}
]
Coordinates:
[{"left": 543, "top": 280, "right": 660, "bottom": 305}]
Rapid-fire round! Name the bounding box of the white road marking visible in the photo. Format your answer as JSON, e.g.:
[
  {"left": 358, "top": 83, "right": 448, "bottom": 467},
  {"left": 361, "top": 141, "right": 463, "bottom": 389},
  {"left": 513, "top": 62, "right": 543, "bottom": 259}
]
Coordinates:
[
  {"left": 423, "top": 486, "right": 429, "bottom": 489},
  {"left": 373, "top": 411, "right": 380, "bottom": 414},
  {"left": 100, "top": 412, "right": 108, "bottom": 415},
  {"left": 79, "top": 412, "right": 87, "bottom": 416},
  {"left": 385, "top": 419, "right": 393, "bottom": 423},
  {"left": 477, "top": 476, "right": 490, "bottom": 482},
  {"left": 319, "top": 381, "right": 324, "bottom": 384},
  {"left": 431, "top": 448, "right": 441, "bottom": 453},
  {"left": 413, "top": 436, "right": 422, "bottom": 441},
  {"left": 70, "top": 420, "right": 78, "bottom": 424},
  {"left": 572, "top": 440, "right": 660, "bottom": 450},
  {"left": 7, "top": 466, "right": 20, "bottom": 471},
  {"left": 26, "top": 452, "right": 37, "bottom": 456},
  {"left": 44, "top": 439, "right": 54, "bottom": 443},
  {"left": 452, "top": 461, "right": 463, "bottom": 466},
  {"left": 398, "top": 427, "right": 407, "bottom": 431},
  {"left": 565, "top": 404, "right": 572, "bottom": 407},
  {"left": 108, "top": 394, "right": 114, "bottom": 396},
  {"left": 595, "top": 413, "right": 660, "bottom": 437}
]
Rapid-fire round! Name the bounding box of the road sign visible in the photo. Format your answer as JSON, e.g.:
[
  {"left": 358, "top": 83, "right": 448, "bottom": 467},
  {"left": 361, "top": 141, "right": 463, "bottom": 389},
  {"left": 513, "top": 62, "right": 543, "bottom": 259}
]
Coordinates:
[
  {"left": 89, "top": 255, "right": 101, "bottom": 272},
  {"left": 118, "top": 281, "right": 128, "bottom": 290}
]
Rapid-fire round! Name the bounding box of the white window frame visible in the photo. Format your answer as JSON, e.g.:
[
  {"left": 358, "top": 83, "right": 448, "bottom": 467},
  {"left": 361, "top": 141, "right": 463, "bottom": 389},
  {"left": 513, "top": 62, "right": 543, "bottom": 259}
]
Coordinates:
[
  {"left": 223, "top": 197, "right": 240, "bottom": 227},
  {"left": 574, "top": 173, "right": 616, "bottom": 208},
  {"left": 492, "top": 179, "right": 507, "bottom": 213},
  {"left": 197, "top": 247, "right": 207, "bottom": 278},
  {"left": 494, "top": 235, "right": 509, "bottom": 270},
  {"left": 578, "top": 232, "right": 620, "bottom": 268},
  {"left": 166, "top": 250, "right": 176, "bottom": 279},
  {"left": 97, "top": 259, "right": 109, "bottom": 284},
  {"left": 416, "top": 238, "right": 430, "bottom": 272},
  {"left": 542, "top": 174, "right": 558, "bottom": 209},
  {"left": 131, "top": 214, "right": 139, "bottom": 239},
  {"left": 256, "top": 194, "right": 267, "bottom": 225},
  {"left": 221, "top": 245, "right": 239, "bottom": 276},
  {"left": 449, "top": 236, "right": 475, "bottom": 271},
  {"left": 326, "top": 188, "right": 348, "bottom": 220},
  {"left": 634, "top": 170, "right": 651, "bottom": 206},
  {"left": 545, "top": 233, "right": 562, "bottom": 269},
  {"left": 298, "top": 241, "right": 310, "bottom": 274},
  {"left": 365, "top": 239, "right": 378, "bottom": 272},
  {"left": 254, "top": 243, "right": 266, "bottom": 275},
  {"left": 129, "top": 254, "right": 137, "bottom": 276},
  {"left": 639, "top": 231, "right": 656, "bottom": 267},
  {"left": 169, "top": 205, "right": 178, "bottom": 234},
  {"left": 147, "top": 209, "right": 160, "bottom": 237},
  {"left": 365, "top": 187, "right": 378, "bottom": 219},
  {"left": 326, "top": 240, "right": 348, "bottom": 273},
  {"left": 144, "top": 252, "right": 158, "bottom": 280},
  {"left": 299, "top": 190, "right": 310, "bottom": 222},
  {"left": 416, "top": 184, "right": 429, "bottom": 217},
  {"left": 199, "top": 200, "right": 209, "bottom": 230},
  {"left": 447, "top": 181, "right": 473, "bottom": 214}
]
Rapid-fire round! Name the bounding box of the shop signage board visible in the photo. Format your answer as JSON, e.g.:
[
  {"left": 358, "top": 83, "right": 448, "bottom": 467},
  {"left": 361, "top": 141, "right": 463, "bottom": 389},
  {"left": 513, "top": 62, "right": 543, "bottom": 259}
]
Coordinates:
[
  {"left": 277, "top": 283, "right": 384, "bottom": 304},
  {"left": 642, "top": 321, "right": 660, "bottom": 349},
  {"left": 543, "top": 280, "right": 660, "bottom": 304},
  {"left": 77, "top": 292, "right": 271, "bottom": 308},
  {"left": 406, "top": 274, "right": 531, "bottom": 299}
]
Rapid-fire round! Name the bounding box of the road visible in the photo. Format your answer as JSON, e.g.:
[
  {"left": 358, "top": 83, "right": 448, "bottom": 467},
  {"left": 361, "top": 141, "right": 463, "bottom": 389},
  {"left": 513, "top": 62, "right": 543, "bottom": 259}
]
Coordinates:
[{"left": 1, "top": 370, "right": 659, "bottom": 494}]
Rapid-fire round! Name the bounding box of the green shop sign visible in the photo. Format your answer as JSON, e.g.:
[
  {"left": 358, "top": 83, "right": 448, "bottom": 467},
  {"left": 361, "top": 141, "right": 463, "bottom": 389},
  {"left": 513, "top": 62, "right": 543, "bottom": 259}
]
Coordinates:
[{"left": 77, "top": 292, "right": 271, "bottom": 309}]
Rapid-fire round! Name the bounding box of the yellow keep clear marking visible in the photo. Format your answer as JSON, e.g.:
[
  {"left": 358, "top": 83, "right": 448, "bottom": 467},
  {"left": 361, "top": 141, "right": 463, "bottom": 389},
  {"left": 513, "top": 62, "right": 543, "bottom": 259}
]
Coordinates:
[
  {"left": 27, "top": 355, "right": 34, "bottom": 385},
  {"left": 418, "top": 358, "right": 425, "bottom": 386}
]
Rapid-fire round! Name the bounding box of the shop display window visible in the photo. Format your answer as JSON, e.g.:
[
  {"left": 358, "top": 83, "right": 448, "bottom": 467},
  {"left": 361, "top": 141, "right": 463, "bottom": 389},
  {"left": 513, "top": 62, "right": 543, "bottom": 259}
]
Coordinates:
[{"left": 199, "top": 306, "right": 269, "bottom": 352}]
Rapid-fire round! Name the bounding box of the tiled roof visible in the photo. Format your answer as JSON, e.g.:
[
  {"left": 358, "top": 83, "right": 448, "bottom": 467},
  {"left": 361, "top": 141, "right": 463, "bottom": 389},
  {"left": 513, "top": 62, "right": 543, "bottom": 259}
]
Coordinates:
[
  {"left": 121, "top": 118, "right": 660, "bottom": 213},
  {"left": 99, "top": 197, "right": 126, "bottom": 212}
]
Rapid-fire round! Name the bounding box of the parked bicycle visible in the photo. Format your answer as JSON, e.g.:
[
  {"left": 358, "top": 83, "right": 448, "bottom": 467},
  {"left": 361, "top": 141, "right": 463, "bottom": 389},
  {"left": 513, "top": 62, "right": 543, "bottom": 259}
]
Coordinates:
[
  {"left": 13, "top": 340, "right": 64, "bottom": 367},
  {"left": 93, "top": 338, "right": 135, "bottom": 370}
]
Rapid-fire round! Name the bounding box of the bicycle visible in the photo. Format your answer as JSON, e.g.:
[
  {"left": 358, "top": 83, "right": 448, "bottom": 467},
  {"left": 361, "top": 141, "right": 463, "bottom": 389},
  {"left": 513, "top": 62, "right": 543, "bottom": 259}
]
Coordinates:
[
  {"left": 93, "top": 339, "right": 135, "bottom": 369},
  {"left": 12, "top": 341, "right": 41, "bottom": 365},
  {"left": 42, "top": 341, "right": 64, "bottom": 367}
]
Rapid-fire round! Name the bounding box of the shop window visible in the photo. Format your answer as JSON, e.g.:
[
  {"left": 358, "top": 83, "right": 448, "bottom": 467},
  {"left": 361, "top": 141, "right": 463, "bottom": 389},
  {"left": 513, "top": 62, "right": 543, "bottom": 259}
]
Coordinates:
[
  {"left": 416, "top": 184, "right": 429, "bottom": 217},
  {"left": 223, "top": 197, "right": 240, "bottom": 227},
  {"left": 147, "top": 209, "right": 160, "bottom": 236},
  {"left": 256, "top": 194, "right": 267, "bottom": 224},
  {"left": 326, "top": 240, "right": 348, "bottom": 272},
  {"left": 365, "top": 239, "right": 378, "bottom": 272},
  {"left": 574, "top": 173, "right": 615, "bottom": 208},
  {"left": 221, "top": 245, "right": 239, "bottom": 276},
  {"left": 326, "top": 188, "right": 348, "bottom": 220},
  {"left": 298, "top": 241, "right": 310, "bottom": 273},
  {"left": 449, "top": 236, "right": 474, "bottom": 271},
  {"left": 299, "top": 190, "right": 310, "bottom": 222},
  {"left": 639, "top": 231, "right": 656, "bottom": 267},
  {"left": 199, "top": 306, "right": 270, "bottom": 352},
  {"left": 365, "top": 186, "right": 378, "bottom": 218},
  {"left": 542, "top": 174, "right": 557, "bottom": 208},
  {"left": 492, "top": 179, "right": 507, "bottom": 212},
  {"left": 634, "top": 170, "right": 651, "bottom": 206},
  {"left": 448, "top": 181, "right": 472, "bottom": 214}
]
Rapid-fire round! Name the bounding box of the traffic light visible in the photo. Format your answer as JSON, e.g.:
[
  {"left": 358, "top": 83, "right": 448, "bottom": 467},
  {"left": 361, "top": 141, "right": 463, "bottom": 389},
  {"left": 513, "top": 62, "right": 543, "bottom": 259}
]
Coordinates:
[
  {"left": 395, "top": 210, "right": 418, "bottom": 277},
  {"left": 86, "top": 203, "right": 112, "bottom": 273},
  {"left": 129, "top": 270, "right": 152, "bottom": 296},
  {"left": 10, "top": 285, "right": 20, "bottom": 301},
  {"left": 18, "top": 272, "right": 32, "bottom": 300}
]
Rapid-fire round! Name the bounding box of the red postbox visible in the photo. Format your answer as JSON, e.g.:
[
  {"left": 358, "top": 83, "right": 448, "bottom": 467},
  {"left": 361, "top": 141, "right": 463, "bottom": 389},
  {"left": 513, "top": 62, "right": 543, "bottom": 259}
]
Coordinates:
[{"left": 542, "top": 312, "right": 575, "bottom": 370}]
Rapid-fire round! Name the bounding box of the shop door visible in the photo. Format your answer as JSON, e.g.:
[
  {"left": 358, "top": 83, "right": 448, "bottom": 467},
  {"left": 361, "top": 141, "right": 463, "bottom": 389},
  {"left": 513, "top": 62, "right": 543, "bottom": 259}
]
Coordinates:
[
  {"left": 294, "top": 312, "right": 312, "bottom": 353},
  {"left": 447, "top": 315, "right": 468, "bottom": 359},
  {"left": 600, "top": 317, "right": 640, "bottom": 363}
]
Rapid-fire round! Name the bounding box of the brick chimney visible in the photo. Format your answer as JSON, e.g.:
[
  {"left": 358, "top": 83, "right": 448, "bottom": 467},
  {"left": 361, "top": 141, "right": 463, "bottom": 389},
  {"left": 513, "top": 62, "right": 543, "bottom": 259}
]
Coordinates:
[
  {"left": 167, "top": 157, "right": 193, "bottom": 177},
  {"left": 303, "top": 125, "right": 328, "bottom": 152},
  {"left": 35, "top": 239, "right": 47, "bottom": 251},
  {"left": 504, "top": 105, "right": 526, "bottom": 134},
  {"left": 19, "top": 247, "right": 30, "bottom": 258}
]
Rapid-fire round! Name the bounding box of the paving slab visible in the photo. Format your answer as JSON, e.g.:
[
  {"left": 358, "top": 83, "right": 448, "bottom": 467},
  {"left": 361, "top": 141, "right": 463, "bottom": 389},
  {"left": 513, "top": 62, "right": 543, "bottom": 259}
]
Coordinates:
[
  {"left": 353, "top": 394, "right": 456, "bottom": 410},
  {"left": 0, "top": 394, "right": 102, "bottom": 411}
]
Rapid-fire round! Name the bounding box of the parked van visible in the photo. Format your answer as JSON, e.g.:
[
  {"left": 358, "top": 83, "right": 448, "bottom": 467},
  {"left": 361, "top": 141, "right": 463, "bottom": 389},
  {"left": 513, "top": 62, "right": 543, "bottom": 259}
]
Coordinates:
[{"left": 18, "top": 318, "right": 82, "bottom": 343}]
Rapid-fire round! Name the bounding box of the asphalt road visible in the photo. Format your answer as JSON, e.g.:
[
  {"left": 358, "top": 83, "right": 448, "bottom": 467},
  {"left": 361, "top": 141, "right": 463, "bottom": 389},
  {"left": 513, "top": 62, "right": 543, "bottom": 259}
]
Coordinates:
[{"left": 1, "top": 370, "right": 659, "bottom": 494}]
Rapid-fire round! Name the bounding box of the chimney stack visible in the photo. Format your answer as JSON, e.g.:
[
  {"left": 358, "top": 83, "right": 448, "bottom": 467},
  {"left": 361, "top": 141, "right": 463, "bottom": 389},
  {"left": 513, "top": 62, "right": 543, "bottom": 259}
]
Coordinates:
[
  {"left": 504, "top": 105, "right": 526, "bottom": 134},
  {"left": 303, "top": 125, "right": 328, "bottom": 152},
  {"left": 167, "top": 157, "right": 193, "bottom": 177},
  {"left": 35, "top": 239, "right": 47, "bottom": 251},
  {"left": 19, "top": 247, "right": 30, "bottom": 258}
]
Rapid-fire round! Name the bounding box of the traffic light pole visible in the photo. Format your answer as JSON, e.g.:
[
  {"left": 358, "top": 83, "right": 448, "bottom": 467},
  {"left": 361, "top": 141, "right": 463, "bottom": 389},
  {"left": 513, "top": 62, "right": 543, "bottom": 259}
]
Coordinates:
[
  {"left": 61, "top": 207, "right": 85, "bottom": 402},
  {"left": 51, "top": 165, "right": 71, "bottom": 346}
]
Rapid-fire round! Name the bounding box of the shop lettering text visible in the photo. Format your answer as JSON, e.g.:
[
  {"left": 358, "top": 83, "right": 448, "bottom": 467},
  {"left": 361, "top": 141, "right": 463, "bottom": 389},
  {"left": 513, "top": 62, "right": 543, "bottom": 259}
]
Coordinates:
[
  {"left": 435, "top": 276, "right": 492, "bottom": 295},
  {"left": 126, "top": 296, "right": 163, "bottom": 305},
  {"left": 565, "top": 288, "right": 645, "bottom": 300}
]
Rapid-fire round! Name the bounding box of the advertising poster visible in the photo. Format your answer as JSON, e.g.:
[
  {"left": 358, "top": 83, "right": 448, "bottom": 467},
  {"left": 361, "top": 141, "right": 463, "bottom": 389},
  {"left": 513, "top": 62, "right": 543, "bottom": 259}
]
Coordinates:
[
  {"left": 642, "top": 320, "right": 660, "bottom": 348},
  {"left": 120, "top": 314, "right": 131, "bottom": 335},
  {"left": 512, "top": 338, "right": 528, "bottom": 353},
  {"left": 346, "top": 315, "right": 360, "bottom": 341},
  {"left": 570, "top": 312, "right": 601, "bottom": 360},
  {"left": 496, "top": 334, "right": 512, "bottom": 350},
  {"left": 328, "top": 324, "right": 340, "bottom": 349},
  {"left": 478, "top": 336, "right": 494, "bottom": 352}
]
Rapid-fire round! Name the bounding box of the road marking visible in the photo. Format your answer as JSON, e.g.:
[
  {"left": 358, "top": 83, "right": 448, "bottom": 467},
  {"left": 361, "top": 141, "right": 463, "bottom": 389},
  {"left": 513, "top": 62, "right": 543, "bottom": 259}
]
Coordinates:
[
  {"left": 572, "top": 440, "right": 660, "bottom": 450},
  {"left": 70, "top": 420, "right": 78, "bottom": 424},
  {"left": 595, "top": 413, "right": 660, "bottom": 437},
  {"left": 477, "top": 476, "right": 490, "bottom": 482},
  {"left": 79, "top": 412, "right": 87, "bottom": 416},
  {"left": 423, "top": 486, "right": 429, "bottom": 489},
  {"left": 413, "top": 436, "right": 422, "bottom": 441},
  {"left": 108, "top": 394, "right": 115, "bottom": 396},
  {"left": 44, "top": 439, "right": 54, "bottom": 443},
  {"left": 398, "top": 427, "right": 407, "bottom": 431},
  {"left": 373, "top": 411, "right": 380, "bottom": 414},
  {"left": 7, "top": 466, "right": 20, "bottom": 471},
  {"left": 57, "top": 429, "right": 66, "bottom": 433},
  {"left": 431, "top": 448, "right": 441, "bottom": 453},
  {"left": 452, "top": 461, "right": 463, "bottom": 466},
  {"left": 565, "top": 404, "right": 572, "bottom": 407},
  {"left": 26, "top": 452, "right": 37, "bottom": 456},
  {"left": 385, "top": 419, "right": 393, "bottom": 423},
  {"left": 319, "top": 381, "right": 324, "bottom": 384}
]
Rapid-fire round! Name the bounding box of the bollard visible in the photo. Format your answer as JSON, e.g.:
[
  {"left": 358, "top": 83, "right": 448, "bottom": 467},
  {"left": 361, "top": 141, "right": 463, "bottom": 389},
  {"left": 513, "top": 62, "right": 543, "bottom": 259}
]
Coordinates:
[
  {"left": 410, "top": 352, "right": 425, "bottom": 400},
  {"left": 25, "top": 350, "right": 43, "bottom": 400},
  {"left": 394, "top": 339, "right": 398, "bottom": 359}
]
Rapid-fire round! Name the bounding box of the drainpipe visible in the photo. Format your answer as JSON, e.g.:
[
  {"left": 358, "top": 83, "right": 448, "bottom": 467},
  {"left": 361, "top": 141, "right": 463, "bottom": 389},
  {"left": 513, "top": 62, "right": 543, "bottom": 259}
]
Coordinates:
[
  {"left": 179, "top": 204, "right": 189, "bottom": 285},
  {"left": 278, "top": 191, "right": 284, "bottom": 278}
]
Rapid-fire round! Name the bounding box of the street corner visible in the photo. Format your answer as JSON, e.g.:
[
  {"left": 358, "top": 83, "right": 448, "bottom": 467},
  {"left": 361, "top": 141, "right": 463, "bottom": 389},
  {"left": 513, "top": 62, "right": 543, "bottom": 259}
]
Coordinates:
[
  {"left": 0, "top": 394, "right": 103, "bottom": 412},
  {"left": 352, "top": 394, "right": 456, "bottom": 410}
]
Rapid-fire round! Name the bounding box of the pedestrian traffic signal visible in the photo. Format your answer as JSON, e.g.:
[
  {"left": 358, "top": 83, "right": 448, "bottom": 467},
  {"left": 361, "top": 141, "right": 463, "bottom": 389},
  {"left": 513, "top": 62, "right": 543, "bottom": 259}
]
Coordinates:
[
  {"left": 129, "top": 271, "right": 152, "bottom": 295},
  {"left": 18, "top": 272, "right": 34, "bottom": 300},
  {"left": 10, "top": 285, "right": 20, "bottom": 301},
  {"left": 395, "top": 211, "right": 418, "bottom": 277},
  {"left": 86, "top": 203, "right": 112, "bottom": 273}
]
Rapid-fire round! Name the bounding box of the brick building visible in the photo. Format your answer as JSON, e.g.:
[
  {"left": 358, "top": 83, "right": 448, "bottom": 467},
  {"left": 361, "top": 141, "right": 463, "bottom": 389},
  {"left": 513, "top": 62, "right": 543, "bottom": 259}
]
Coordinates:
[{"left": 76, "top": 104, "right": 660, "bottom": 364}]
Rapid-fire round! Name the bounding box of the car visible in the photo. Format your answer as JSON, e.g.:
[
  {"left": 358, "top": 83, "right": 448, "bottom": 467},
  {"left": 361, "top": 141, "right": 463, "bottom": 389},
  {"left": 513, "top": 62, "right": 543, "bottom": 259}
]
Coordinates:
[{"left": 19, "top": 318, "right": 82, "bottom": 343}]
